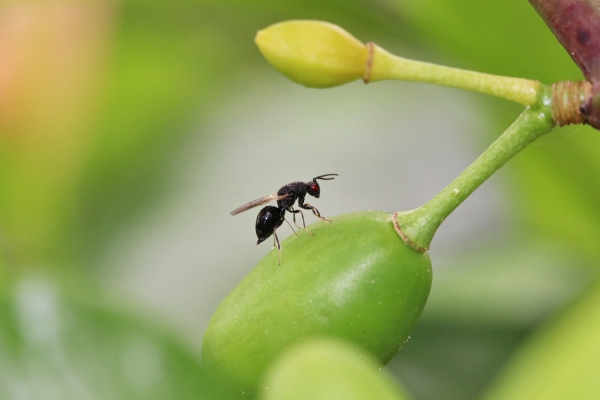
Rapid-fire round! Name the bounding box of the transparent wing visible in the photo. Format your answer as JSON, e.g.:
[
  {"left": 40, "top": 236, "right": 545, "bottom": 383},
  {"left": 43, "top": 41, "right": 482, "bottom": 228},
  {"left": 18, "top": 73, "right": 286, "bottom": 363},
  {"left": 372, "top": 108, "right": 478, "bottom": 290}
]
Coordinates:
[{"left": 230, "top": 193, "right": 290, "bottom": 216}]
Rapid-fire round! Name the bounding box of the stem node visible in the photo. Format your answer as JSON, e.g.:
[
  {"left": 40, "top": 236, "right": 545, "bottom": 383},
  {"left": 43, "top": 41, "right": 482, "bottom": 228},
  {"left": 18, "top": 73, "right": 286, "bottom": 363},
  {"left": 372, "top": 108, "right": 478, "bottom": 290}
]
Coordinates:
[{"left": 551, "top": 80, "right": 592, "bottom": 126}]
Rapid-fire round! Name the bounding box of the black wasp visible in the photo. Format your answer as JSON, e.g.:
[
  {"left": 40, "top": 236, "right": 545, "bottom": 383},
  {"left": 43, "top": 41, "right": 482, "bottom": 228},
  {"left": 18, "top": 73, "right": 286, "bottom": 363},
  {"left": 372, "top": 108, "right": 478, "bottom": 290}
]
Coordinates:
[{"left": 230, "top": 174, "right": 338, "bottom": 264}]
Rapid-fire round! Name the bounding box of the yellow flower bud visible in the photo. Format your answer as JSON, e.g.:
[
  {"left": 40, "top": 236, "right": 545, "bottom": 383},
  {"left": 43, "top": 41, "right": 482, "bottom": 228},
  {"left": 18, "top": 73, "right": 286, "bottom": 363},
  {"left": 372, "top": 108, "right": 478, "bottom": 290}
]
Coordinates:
[{"left": 255, "top": 20, "right": 368, "bottom": 88}]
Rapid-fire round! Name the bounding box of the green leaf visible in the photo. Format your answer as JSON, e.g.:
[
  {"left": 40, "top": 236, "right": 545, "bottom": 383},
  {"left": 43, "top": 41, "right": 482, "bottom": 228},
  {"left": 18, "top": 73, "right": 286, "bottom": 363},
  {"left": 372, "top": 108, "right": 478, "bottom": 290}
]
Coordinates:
[
  {"left": 482, "top": 281, "right": 600, "bottom": 399},
  {"left": 0, "top": 273, "right": 233, "bottom": 400}
]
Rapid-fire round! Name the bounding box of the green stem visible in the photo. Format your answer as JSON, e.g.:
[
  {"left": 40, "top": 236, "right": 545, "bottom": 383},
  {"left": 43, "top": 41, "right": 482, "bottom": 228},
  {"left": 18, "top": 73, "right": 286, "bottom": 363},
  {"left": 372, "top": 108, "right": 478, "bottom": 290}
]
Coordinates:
[
  {"left": 395, "top": 86, "right": 555, "bottom": 252},
  {"left": 364, "top": 43, "right": 541, "bottom": 106}
]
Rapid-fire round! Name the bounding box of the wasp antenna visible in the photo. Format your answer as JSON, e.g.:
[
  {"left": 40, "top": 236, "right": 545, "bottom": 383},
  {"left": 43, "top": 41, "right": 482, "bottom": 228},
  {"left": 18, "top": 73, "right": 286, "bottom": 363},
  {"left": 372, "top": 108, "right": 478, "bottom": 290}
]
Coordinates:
[{"left": 313, "top": 173, "right": 338, "bottom": 181}]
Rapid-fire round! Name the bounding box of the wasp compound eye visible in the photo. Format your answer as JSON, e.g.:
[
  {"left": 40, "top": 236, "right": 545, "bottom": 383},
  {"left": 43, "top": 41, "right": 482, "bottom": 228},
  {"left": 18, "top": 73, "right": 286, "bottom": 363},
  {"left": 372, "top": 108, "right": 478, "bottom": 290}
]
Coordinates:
[{"left": 308, "top": 181, "right": 320, "bottom": 197}]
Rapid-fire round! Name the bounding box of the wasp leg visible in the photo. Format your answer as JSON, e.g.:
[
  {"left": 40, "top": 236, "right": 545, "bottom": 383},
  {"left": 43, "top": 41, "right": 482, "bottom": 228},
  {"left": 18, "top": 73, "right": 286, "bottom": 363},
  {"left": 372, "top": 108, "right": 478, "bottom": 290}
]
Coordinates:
[
  {"left": 273, "top": 231, "right": 282, "bottom": 265},
  {"left": 299, "top": 203, "right": 331, "bottom": 222},
  {"left": 284, "top": 218, "right": 298, "bottom": 236},
  {"left": 289, "top": 207, "right": 315, "bottom": 235}
]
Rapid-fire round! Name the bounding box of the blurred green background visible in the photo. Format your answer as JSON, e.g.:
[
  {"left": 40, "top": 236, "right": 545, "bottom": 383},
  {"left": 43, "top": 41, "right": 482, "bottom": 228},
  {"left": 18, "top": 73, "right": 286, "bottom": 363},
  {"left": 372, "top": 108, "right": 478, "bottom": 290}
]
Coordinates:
[{"left": 0, "top": 0, "right": 599, "bottom": 399}]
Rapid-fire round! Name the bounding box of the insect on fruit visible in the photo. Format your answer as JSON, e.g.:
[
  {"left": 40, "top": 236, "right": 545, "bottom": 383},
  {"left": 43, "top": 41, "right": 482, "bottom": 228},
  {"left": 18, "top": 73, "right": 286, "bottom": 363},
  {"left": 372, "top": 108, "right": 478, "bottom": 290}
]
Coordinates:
[{"left": 230, "top": 174, "right": 338, "bottom": 264}]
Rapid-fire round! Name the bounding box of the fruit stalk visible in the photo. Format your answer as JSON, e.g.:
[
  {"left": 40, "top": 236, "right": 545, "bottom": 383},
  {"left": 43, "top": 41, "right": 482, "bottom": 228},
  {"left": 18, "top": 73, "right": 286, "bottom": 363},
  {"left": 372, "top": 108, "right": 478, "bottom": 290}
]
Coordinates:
[
  {"left": 364, "top": 43, "right": 541, "bottom": 106},
  {"left": 396, "top": 88, "right": 555, "bottom": 251}
]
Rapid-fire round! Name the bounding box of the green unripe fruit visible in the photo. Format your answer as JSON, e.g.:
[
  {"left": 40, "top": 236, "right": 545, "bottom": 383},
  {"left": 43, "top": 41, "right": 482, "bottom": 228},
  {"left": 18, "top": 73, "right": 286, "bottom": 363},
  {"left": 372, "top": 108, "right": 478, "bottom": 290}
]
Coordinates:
[
  {"left": 202, "top": 211, "right": 432, "bottom": 395},
  {"left": 255, "top": 20, "right": 368, "bottom": 88},
  {"left": 260, "top": 338, "right": 411, "bottom": 400}
]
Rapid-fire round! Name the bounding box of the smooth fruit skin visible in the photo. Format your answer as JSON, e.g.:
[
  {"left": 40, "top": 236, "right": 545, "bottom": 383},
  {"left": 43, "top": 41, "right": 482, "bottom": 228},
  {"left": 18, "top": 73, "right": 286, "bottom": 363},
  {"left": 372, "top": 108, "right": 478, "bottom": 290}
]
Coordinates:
[
  {"left": 255, "top": 20, "right": 368, "bottom": 88},
  {"left": 202, "top": 211, "right": 432, "bottom": 395},
  {"left": 260, "top": 338, "right": 410, "bottom": 400}
]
